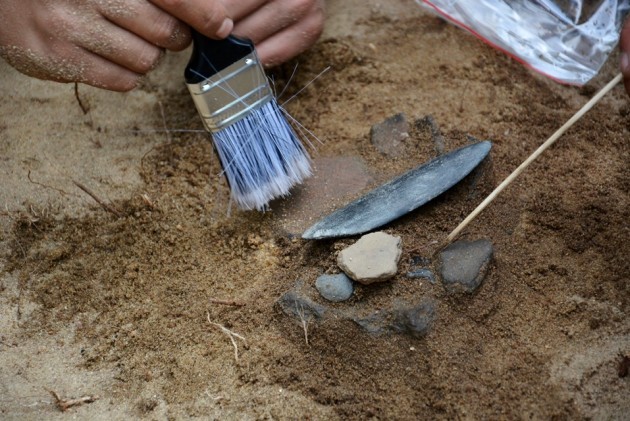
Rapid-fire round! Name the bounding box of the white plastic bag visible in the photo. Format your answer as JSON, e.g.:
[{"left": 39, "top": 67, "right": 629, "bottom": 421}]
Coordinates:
[{"left": 418, "top": 0, "right": 630, "bottom": 85}]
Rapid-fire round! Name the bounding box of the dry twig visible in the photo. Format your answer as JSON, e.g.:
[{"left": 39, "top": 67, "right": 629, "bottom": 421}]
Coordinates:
[
  {"left": 73, "top": 180, "right": 122, "bottom": 217},
  {"left": 48, "top": 390, "right": 99, "bottom": 412},
  {"left": 206, "top": 312, "right": 248, "bottom": 361},
  {"left": 296, "top": 304, "right": 310, "bottom": 346}
]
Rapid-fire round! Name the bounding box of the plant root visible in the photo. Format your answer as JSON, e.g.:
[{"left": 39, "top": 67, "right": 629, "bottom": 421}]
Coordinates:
[
  {"left": 206, "top": 312, "right": 248, "bottom": 361},
  {"left": 73, "top": 181, "right": 122, "bottom": 217}
]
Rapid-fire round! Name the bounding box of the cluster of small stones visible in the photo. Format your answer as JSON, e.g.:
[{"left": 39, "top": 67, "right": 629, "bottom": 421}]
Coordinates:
[
  {"left": 279, "top": 113, "right": 494, "bottom": 337},
  {"left": 315, "top": 233, "right": 493, "bottom": 301},
  {"left": 278, "top": 229, "right": 493, "bottom": 338},
  {"left": 312, "top": 231, "right": 402, "bottom": 305}
]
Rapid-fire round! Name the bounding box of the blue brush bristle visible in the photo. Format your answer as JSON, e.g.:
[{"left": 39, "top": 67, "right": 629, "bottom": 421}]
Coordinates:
[{"left": 212, "top": 100, "right": 312, "bottom": 211}]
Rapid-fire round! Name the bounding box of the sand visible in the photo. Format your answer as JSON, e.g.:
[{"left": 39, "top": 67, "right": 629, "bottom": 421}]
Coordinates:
[{"left": 1, "top": 0, "right": 629, "bottom": 419}]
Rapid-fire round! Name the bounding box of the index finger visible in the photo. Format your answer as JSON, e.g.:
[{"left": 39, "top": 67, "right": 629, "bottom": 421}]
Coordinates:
[
  {"left": 148, "top": 0, "right": 233, "bottom": 39},
  {"left": 221, "top": 0, "right": 268, "bottom": 21}
]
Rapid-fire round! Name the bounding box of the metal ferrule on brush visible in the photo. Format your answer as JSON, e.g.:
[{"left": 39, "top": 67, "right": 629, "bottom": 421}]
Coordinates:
[{"left": 186, "top": 52, "right": 273, "bottom": 133}]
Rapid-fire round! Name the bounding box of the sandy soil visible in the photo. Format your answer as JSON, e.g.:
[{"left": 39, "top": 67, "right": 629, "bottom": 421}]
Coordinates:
[{"left": 1, "top": 0, "right": 629, "bottom": 419}]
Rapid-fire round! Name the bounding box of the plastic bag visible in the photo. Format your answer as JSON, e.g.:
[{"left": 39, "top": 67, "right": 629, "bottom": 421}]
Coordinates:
[{"left": 418, "top": 0, "right": 630, "bottom": 85}]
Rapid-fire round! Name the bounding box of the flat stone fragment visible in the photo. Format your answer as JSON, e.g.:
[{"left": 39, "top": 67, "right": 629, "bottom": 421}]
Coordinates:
[
  {"left": 370, "top": 113, "right": 409, "bottom": 158},
  {"left": 439, "top": 239, "right": 494, "bottom": 293},
  {"left": 277, "top": 290, "right": 327, "bottom": 320},
  {"left": 406, "top": 268, "right": 436, "bottom": 283},
  {"left": 353, "top": 299, "right": 436, "bottom": 337},
  {"left": 315, "top": 273, "right": 354, "bottom": 302},
  {"left": 391, "top": 300, "right": 436, "bottom": 338},
  {"left": 407, "top": 256, "right": 433, "bottom": 282},
  {"left": 337, "top": 232, "right": 402, "bottom": 284}
]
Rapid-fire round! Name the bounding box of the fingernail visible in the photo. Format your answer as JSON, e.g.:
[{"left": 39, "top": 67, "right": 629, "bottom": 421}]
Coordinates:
[
  {"left": 217, "top": 18, "right": 234, "bottom": 39},
  {"left": 622, "top": 52, "right": 630, "bottom": 74}
]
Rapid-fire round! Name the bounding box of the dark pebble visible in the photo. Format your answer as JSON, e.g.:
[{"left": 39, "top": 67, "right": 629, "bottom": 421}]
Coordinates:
[
  {"left": 353, "top": 299, "right": 436, "bottom": 338},
  {"left": 439, "top": 239, "right": 494, "bottom": 293},
  {"left": 370, "top": 113, "right": 409, "bottom": 158},
  {"left": 277, "top": 290, "right": 327, "bottom": 320}
]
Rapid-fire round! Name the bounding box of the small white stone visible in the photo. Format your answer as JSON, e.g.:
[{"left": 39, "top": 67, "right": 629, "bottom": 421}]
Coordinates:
[{"left": 337, "top": 231, "right": 402, "bottom": 285}]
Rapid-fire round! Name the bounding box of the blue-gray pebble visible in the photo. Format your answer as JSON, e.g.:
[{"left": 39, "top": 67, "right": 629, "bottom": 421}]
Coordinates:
[
  {"left": 316, "top": 274, "right": 354, "bottom": 302},
  {"left": 407, "top": 268, "right": 436, "bottom": 283}
]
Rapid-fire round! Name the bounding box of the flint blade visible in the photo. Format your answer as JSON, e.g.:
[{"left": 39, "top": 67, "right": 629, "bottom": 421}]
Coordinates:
[{"left": 302, "top": 141, "right": 492, "bottom": 240}]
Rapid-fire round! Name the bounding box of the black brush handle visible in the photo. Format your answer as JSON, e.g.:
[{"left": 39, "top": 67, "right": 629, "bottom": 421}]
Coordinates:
[{"left": 184, "top": 30, "right": 255, "bottom": 84}]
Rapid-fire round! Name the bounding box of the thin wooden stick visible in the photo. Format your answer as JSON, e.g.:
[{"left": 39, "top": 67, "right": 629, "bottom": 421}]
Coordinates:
[{"left": 447, "top": 73, "right": 623, "bottom": 243}]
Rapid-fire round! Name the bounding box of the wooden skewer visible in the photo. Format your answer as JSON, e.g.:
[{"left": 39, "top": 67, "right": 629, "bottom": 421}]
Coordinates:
[{"left": 447, "top": 73, "right": 623, "bottom": 243}]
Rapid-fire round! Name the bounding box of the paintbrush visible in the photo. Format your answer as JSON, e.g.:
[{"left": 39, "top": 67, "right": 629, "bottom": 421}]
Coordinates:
[{"left": 185, "top": 30, "right": 312, "bottom": 211}]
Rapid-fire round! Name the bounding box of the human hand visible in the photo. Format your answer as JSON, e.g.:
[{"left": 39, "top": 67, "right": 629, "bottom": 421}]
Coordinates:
[
  {"left": 224, "top": 0, "right": 326, "bottom": 68},
  {"left": 622, "top": 17, "right": 630, "bottom": 97},
  {"left": 0, "top": 0, "right": 233, "bottom": 91}
]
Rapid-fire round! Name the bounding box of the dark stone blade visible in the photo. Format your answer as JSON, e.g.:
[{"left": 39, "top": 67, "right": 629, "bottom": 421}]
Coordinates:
[{"left": 302, "top": 141, "right": 492, "bottom": 240}]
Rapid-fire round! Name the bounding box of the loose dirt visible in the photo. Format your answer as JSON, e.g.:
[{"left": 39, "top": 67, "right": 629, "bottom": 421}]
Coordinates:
[{"left": 1, "top": 1, "right": 628, "bottom": 419}]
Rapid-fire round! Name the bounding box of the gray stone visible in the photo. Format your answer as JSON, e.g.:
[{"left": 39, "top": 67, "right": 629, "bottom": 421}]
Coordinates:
[
  {"left": 439, "top": 239, "right": 494, "bottom": 293},
  {"left": 391, "top": 300, "right": 436, "bottom": 338},
  {"left": 277, "top": 290, "right": 327, "bottom": 320},
  {"left": 353, "top": 299, "right": 436, "bottom": 337},
  {"left": 370, "top": 113, "right": 409, "bottom": 158},
  {"left": 315, "top": 273, "right": 354, "bottom": 302},
  {"left": 352, "top": 313, "right": 387, "bottom": 335},
  {"left": 337, "top": 232, "right": 402, "bottom": 284}
]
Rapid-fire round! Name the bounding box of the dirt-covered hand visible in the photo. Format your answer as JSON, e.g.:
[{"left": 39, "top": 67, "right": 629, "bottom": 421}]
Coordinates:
[
  {"left": 225, "top": 0, "right": 326, "bottom": 67},
  {"left": 0, "top": 0, "right": 232, "bottom": 91},
  {"left": 621, "top": 17, "right": 630, "bottom": 97}
]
